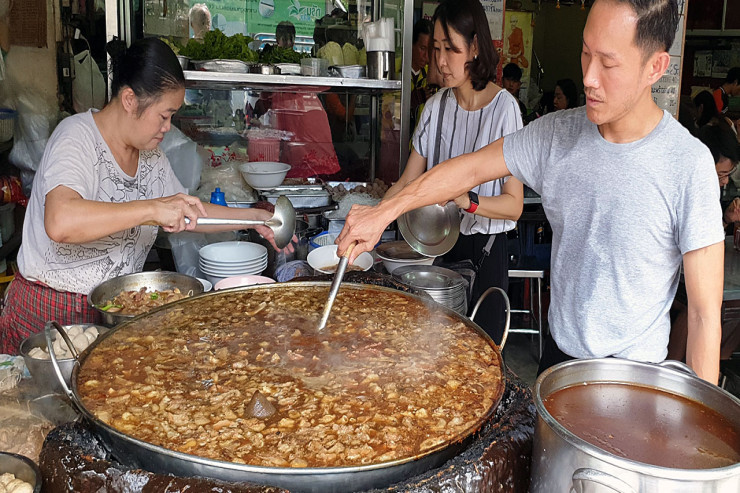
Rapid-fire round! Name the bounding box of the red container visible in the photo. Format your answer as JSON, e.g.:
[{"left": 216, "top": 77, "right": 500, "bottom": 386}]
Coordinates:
[{"left": 247, "top": 137, "right": 281, "bottom": 162}]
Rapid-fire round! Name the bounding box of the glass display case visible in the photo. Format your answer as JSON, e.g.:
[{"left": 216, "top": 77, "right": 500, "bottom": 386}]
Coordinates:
[{"left": 106, "top": 0, "right": 413, "bottom": 182}]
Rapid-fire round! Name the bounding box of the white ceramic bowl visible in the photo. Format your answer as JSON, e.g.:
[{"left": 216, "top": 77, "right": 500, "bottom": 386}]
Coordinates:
[
  {"left": 238, "top": 161, "right": 291, "bottom": 189},
  {"left": 197, "top": 278, "right": 213, "bottom": 292},
  {"left": 199, "top": 241, "right": 267, "bottom": 263},
  {"left": 307, "top": 245, "right": 373, "bottom": 274},
  {"left": 214, "top": 275, "right": 275, "bottom": 290}
]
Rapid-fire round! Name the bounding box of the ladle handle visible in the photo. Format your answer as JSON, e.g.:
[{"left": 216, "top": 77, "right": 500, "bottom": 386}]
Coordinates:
[
  {"left": 184, "top": 217, "right": 265, "bottom": 226},
  {"left": 470, "top": 287, "right": 511, "bottom": 350},
  {"left": 317, "top": 243, "right": 355, "bottom": 330},
  {"left": 45, "top": 321, "right": 78, "bottom": 400}
]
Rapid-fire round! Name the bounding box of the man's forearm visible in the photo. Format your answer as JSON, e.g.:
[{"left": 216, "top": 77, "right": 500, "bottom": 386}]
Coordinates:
[{"left": 686, "top": 312, "right": 721, "bottom": 384}]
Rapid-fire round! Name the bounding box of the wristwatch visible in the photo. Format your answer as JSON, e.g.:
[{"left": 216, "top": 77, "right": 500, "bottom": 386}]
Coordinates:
[{"left": 464, "top": 191, "right": 479, "bottom": 214}]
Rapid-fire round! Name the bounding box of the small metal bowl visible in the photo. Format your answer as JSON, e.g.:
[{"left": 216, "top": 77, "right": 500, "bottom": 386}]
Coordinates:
[
  {"left": 192, "top": 59, "right": 251, "bottom": 73},
  {"left": 0, "top": 452, "right": 42, "bottom": 493},
  {"left": 88, "top": 271, "right": 204, "bottom": 326},
  {"left": 330, "top": 65, "right": 367, "bottom": 78},
  {"left": 176, "top": 55, "right": 190, "bottom": 70},
  {"left": 20, "top": 324, "right": 107, "bottom": 394},
  {"left": 249, "top": 63, "right": 281, "bottom": 75}
]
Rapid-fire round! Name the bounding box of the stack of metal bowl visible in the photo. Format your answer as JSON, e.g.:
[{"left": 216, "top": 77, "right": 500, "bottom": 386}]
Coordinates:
[{"left": 392, "top": 265, "right": 468, "bottom": 315}]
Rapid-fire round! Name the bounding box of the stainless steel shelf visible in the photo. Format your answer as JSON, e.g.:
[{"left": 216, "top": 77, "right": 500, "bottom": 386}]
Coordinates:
[{"left": 184, "top": 70, "right": 402, "bottom": 92}]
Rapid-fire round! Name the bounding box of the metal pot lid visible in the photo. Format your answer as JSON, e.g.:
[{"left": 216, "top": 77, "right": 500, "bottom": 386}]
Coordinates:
[
  {"left": 375, "top": 240, "right": 433, "bottom": 260},
  {"left": 392, "top": 265, "right": 467, "bottom": 291},
  {"left": 397, "top": 203, "right": 460, "bottom": 257}
]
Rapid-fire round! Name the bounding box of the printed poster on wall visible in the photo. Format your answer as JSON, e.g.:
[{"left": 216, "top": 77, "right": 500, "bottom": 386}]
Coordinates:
[
  {"left": 503, "top": 11, "right": 532, "bottom": 107},
  {"left": 653, "top": 56, "right": 680, "bottom": 117},
  {"left": 481, "top": 0, "right": 505, "bottom": 41},
  {"left": 246, "top": 0, "right": 325, "bottom": 38}
]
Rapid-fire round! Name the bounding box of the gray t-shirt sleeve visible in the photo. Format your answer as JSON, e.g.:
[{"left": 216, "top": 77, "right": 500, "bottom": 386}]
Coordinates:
[
  {"left": 502, "top": 113, "right": 558, "bottom": 193},
  {"left": 675, "top": 145, "right": 725, "bottom": 254}
]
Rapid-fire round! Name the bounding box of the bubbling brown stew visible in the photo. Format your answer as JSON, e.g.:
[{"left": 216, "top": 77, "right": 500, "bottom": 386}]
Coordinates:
[
  {"left": 544, "top": 383, "right": 740, "bottom": 469},
  {"left": 100, "top": 287, "right": 190, "bottom": 315},
  {"left": 78, "top": 286, "right": 503, "bottom": 468}
]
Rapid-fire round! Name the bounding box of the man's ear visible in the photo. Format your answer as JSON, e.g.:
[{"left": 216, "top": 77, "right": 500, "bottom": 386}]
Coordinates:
[{"left": 645, "top": 51, "right": 670, "bottom": 87}]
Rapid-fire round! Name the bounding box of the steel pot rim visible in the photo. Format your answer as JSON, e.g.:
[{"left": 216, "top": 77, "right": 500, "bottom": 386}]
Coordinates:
[
  {"left": 65, "top": 282, "right": 507, "bottom": 478},
  {"left": 534, "top": 357, "right": 740, "bottom": 480}
]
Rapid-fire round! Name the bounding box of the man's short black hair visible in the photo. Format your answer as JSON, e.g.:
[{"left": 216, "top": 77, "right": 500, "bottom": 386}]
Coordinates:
[
  {"left": 727, "top": 67, "right": 740, "bottom": 85},
  {"left": 413, "top": 19, "right": 434, "bottom": 46},
  {"left": 610, "top": 0, "right": 678, "bottom": 58},
  {"left": 502, "top": 63, "right": 522, "bottom": 82}
]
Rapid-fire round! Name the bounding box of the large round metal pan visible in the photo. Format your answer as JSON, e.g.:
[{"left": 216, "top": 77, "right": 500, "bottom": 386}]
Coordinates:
[{"left": 51, "top": 282, "right": 507, "bottom": 493}]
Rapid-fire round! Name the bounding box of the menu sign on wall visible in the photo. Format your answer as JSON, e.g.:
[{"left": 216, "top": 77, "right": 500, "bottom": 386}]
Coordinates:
[
  {"left": 653, "top": 0, "right": 686, "bottom": 118},
  {"left": 480, "top": 0, "right": 505, "bottom": 41}
]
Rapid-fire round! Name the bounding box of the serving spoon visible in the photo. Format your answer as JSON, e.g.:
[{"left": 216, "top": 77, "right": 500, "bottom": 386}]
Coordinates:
[{"left": 317, "top": 243, "right": 355, "bottom": 330}]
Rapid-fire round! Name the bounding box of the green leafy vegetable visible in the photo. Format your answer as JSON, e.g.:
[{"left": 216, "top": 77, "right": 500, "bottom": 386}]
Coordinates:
[
  {"left": 259, "top": 46, "right": 308, "bottom": 65},
  {"left": 98, "top": 302, "right": 123, "bottom": 312},
  {"left": 150, "top": 293, "right": 159, "bottom": 300},
  {"left": 179, "top": 29, "right": 258, "bottom": 62}
]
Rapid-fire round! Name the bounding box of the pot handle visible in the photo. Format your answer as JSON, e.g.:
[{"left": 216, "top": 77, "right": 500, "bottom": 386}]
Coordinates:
[
  {"left": 470, "top": 286, "right": 510, "bottom": 350},
  {"left": 657, "top": 360, "right": 697, "bottom": 376},
  {"left": 45, "top": 320, "right": 78, "bottom": 401},
  {"left": 570, "top": 468, "right": 635, "bottom": 493}
]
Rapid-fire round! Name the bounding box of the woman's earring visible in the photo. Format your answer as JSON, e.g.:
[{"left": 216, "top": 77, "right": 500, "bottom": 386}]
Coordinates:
[{"left": 474, "top": 54, "right": 478, "bottom": 60}]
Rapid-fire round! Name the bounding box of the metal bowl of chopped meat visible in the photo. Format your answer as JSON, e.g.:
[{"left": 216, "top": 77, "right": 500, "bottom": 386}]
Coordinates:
[{"left": 88, "top": 271, "right": 204, "bottom": 326}]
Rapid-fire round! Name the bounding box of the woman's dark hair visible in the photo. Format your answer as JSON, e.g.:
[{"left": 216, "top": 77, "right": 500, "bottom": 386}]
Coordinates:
[
  {"left": 556, "top": 78, "right": 579, "bottom": 109},
  {"left": 693, "top": 90, "right": 720, "bottom": 127},
  {"left": 433, "top": 0, "right": 498, "bottom": 91},
  {"left": 696, "top": 123, "right": 740, "bottom": 165},
  {"left": 106, "top": 37, "right": 185, "bottom": 114}
]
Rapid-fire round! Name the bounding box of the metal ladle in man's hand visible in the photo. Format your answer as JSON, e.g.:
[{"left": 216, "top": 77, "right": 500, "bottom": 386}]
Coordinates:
[
  {"left": 317, "top": 243, "right": 355, "bottom": 331},
  {"left": 185, "top": 196, "right": 296, "bottom": 249}
]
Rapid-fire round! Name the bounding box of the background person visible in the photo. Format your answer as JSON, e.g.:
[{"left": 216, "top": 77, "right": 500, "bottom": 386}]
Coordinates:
[
  {"left": 410, "top": 19, "right": 435, "bottom": 135},
  {"left": 0, "top": 38, "right": 290, "bottom": 355},
  {"left": 502, "top": 62, "right": 528, "bottom": 122},
  {"left": 713, "top": 67, "right": 740, "bottom": 114},
  {"left": 189, "top": 3, "right": 211, "bottom": 41},
  {"left": 276, "top": 21, "right": 296, "bottom": 48},
  {"left": 385, "top": 0, "right": 524, "bottom": 343},
  {"left": 553, "top": 78, "right": 579, "bottom": 110},
  {"left": 337, "top": 0, "right": 723, "bottom": 384}
]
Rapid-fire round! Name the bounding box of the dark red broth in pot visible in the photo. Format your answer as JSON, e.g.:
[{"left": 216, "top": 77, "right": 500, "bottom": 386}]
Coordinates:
[{"left": 543, "top": 383, "right": 740, "bottom": 469}]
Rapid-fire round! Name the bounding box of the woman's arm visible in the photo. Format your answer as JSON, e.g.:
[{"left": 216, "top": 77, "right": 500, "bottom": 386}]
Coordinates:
[
  {"left": 383, "top": 150, "right": 427, "bottom": 200},
  {"left": 452, "top": 176, "right": 524, "bottom": 221},
  {"left": 44, "top": 185, "right": 206, "bottom": 244}
]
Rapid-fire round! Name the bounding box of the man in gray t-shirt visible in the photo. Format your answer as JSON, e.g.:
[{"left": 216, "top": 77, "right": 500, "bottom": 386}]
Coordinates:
[{"left": 337, "top": 0, "right": 724, "bottom": 383}]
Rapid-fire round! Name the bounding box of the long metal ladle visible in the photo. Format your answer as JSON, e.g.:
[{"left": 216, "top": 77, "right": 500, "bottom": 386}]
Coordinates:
[
  {"left": 317, "top": 243, "right": 355, "bottom": 330},
  {"left": 186, "top": 196, "right": 296, "bottom": 249}
]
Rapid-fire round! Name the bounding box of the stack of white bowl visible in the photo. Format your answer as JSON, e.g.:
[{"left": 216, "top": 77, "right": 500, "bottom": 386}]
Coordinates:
[
  {"left": 392, "top": 265, "right": 468, "bottom": 315},
  {"left": 198, "top": 241, "right": 268, "bottom": 285}
]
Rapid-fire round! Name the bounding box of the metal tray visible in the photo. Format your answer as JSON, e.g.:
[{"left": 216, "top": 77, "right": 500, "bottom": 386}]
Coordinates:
[{"left": 191, "top": 59, "right": 252, "bottom": 73}]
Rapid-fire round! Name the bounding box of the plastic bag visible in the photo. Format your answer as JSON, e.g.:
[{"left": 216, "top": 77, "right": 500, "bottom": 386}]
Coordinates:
[
  {"left": 72, "top": 50, "right": 106, "bottom": 113},
  {"left": 8, "top": 93, "right": 57, "bottom": 195},
  {"left": 160, "top": 125, "right": 203, "bottom": 193}
]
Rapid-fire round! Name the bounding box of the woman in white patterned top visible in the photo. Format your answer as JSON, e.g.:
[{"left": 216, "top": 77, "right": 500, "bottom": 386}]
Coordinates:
[
  {"left": 384, "top": 0, "right": 523, "bottom": 342},
  {"left": 0, "top": 38, "right": 291, "bottom": 354}
]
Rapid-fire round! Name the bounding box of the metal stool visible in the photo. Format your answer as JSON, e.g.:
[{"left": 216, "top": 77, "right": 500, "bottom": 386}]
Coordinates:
[{"left": 507, "top": 269, "right": 545, "bottom": 359}]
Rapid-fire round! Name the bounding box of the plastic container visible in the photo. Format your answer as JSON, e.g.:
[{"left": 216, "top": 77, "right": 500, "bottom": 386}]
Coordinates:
[
  {"left": 210, "top": 188, "right": 226, "bottom": 206},
  {"left": 247, "top": 137, "right": 281, "bottom": 162},
  {"left": 0, "top": 202, "right": 15, "bottom": 243},
  {"left": 300, "top": 57, "right": 329, "bottom": 77},
  {"left": 309, "top": 231, "right": 338, "bottom": 250}
]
